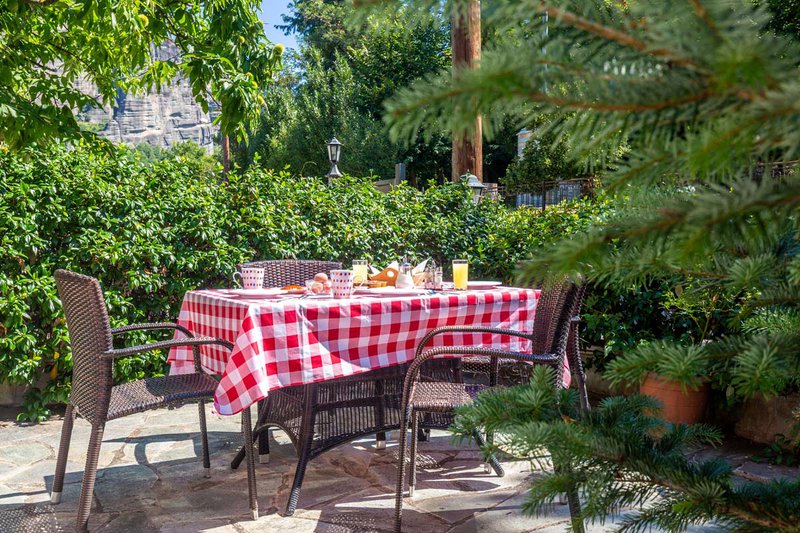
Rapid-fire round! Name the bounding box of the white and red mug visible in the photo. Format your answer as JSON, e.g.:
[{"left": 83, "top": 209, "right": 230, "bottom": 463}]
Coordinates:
[
  {"left": 330, "top": 269, "right": 355, "bottom": 299},
  {"left": 233, "top": 267, "right": 265, "bottom": 289}
]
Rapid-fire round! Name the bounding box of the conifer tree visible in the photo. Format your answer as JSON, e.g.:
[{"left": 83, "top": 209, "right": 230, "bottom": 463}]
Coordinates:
[{"left": 356, "top": 0, "right": 800, "bottom": 529}]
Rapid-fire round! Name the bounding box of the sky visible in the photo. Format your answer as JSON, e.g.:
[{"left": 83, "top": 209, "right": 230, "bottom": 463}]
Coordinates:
[{"left": 259, "top": 1, "right": 299, "bottom": 50}]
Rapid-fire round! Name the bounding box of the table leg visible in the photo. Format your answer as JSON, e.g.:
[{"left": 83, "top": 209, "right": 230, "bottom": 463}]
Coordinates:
[
  {"left": 257, "top": 399, "right": 270, "bottom": 464},
  {"left": 242, "top": 407, "right": 259, "bottom": 520}
]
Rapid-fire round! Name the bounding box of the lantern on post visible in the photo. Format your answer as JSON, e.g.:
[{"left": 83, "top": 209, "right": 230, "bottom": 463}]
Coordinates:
[
  {"left": 462, "top": 171, "right": 486, "bottom": 204},
  {"left": 325, "top": 137, "right": 343, "bottom": 180}
]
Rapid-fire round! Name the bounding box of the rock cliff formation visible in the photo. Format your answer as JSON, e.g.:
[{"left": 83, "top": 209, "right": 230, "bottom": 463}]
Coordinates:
[{"left": 76, "top": 42, "right": 217, "bottom": 153}]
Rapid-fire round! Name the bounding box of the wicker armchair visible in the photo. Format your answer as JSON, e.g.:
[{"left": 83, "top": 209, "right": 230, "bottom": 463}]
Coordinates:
[
  {"left": 237, "top": 259, "right": 342, "bottom": 288},
  {"left": 50, "top": 270, "right": 259, "bottom": 532},
  {"left": 393, "top": 279, "right": 586, "bottom": 532}
]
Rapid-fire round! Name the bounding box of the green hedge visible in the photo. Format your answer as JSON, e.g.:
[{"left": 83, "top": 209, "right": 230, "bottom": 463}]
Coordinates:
[{"left": 0, "top": 143, "right": 604, "bottom": 421}]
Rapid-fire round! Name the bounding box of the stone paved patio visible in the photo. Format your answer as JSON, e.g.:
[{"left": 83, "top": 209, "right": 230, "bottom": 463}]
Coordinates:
[
  {"left": 0, "top": 404, "right": 569, "bottom": 532},
  {"left": 0, "top": 405, "right": 794, "bottom": 532}
]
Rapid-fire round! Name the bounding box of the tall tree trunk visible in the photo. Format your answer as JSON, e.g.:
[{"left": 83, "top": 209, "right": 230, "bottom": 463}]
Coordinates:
[
  {"left": 222, "top": 135, "right": 231, "bottom": 176},
  {"left": 451, "top": 0, "right": 482, "bottom": 182}
]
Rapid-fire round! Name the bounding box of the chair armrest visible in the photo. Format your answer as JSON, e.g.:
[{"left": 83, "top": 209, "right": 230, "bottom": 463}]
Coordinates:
[
  {"left": 102, "top": 336, "right": 233, "bottom": 360},
  {"left": 419, "top": 345, "right": 559, "bottom": 366},
  {"left": 111, "top": 322, "right": 193, "bottom": 338},
  {"left": 403, "top": 345, "right": 561, "bottom": 394},
  {"left": 415, "top": 326, "right": 533, "bottom": 358}
]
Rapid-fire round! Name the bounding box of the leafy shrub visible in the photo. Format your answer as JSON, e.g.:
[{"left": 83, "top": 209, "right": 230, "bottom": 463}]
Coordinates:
[
  {"left": 0, "top": 143, "right": 603, "bottom": 420},
  {"left": 581, "top": 282, "right": 737, "bottom": 373},
  {"left": 501, "top": 121, "right": 587, "bottom": 195}
]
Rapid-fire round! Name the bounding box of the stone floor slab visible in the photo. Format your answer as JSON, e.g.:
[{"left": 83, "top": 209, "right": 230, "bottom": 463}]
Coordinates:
[{"left": 0, "top": 404, "right": 755, "bottom": 532}]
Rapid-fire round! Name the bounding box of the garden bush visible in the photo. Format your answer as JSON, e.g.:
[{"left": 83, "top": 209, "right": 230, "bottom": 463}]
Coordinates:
[
  {"left": 582, "top": 282, "right": 739, "bottom": 375},
  {"left": 0, "top": 143, "right": 604, "bottom": 421}
]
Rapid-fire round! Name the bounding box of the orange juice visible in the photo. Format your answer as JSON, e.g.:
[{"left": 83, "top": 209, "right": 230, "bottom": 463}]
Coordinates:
[
  {"left": 453, "top": 260, "right": 468, "bottom": 290},
  {"left": 352, "top": 260, "right": 369, "bottom": 285}
]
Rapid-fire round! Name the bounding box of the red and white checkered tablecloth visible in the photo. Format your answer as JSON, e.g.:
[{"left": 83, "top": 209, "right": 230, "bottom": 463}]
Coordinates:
[{"left": 167, "top": 288, "right": 540, "bottom": 415}]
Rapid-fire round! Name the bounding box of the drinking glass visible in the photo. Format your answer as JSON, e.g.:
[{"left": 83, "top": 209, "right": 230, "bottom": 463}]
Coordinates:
[
  {"left": 452, "top": 259, "right": 468, "bottom": 290},
  {"left": 352, "top": 260, "right": 369, "bottom": 286}
]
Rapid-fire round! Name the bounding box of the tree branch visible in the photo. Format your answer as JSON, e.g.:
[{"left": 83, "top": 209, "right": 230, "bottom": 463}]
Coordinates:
[
  {"left": 689, "top": 0, "right": 718, "bottom": 37},
  {"left": 21, "top": 0, "right": 62, "bottom": 5},
  {"left": 577, "top": 451, "right": 794, "bottom": 530},
  {"left": 519, "top": 89, "right": 712, "bottom": 113},
  {"left": 538, "top": 3, "right": 702, "bottom": 71}
]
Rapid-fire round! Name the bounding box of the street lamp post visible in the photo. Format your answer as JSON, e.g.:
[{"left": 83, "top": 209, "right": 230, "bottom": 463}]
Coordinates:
[
  {"left": 325, "top": 137, "right": 343, "bottom": 181},
  {"left": 462, "top": 171, "right": 486, "bottom": 204}
]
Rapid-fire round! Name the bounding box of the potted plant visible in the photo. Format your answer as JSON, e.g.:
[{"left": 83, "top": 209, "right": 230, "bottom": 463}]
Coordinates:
[
  {"left": 604, "top": 340, "right": 710, "bottom": 425},
  {"left": 639, "top": 372, "right": 710, "bottom": 425}
]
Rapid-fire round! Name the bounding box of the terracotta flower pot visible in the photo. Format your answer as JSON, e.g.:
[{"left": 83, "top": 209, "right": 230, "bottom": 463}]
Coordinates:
[{"left": 640, "top": 373, "right": 709, "bottom": 425}]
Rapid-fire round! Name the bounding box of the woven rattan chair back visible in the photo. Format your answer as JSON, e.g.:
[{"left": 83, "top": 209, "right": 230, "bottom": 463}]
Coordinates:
[
  {"left": 237, "top": 259, "right": 342, "bottom": 288},
  {"left": 530, "top": 276, "right": 574, "bottom": 357},
  {"left": 54, "top": 269, "right": 114, "bottom": 426},
  {"left": 409, "top": 280, "right": 579, "bottom": 389}
]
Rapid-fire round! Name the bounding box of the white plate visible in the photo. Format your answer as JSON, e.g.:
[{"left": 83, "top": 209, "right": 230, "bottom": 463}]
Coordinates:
[
  {"left": 352, "top": 287, "right": 377, "bottom": 295},
  {"left": 227, "top": 288, "right": 284, "bottom": 298},
  {"left": 357, "top": 287, "right": 427, "bottom": 297},
  {"left": 467, "top": 281, "right": 503, "bottom": 290}
]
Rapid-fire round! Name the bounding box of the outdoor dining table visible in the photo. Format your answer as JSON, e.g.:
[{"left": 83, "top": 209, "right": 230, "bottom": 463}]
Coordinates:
[{"left": 167, "top": 286, "right": 540, "bottom": 513}]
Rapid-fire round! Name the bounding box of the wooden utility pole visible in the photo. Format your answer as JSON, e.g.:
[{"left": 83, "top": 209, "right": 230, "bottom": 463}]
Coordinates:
[{"left": 450, "top": 0, "right": 482, "bottom": 182}]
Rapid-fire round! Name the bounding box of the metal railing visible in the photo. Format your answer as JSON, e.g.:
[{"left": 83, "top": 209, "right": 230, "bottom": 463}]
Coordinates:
[{"left": 510, "top": 177, "right": 596, "bottom": 210}]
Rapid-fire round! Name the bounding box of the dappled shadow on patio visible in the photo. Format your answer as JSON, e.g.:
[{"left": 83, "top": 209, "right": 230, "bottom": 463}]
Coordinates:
[{"left": 0, "top": 404, "right": 563, "bottom": 532}]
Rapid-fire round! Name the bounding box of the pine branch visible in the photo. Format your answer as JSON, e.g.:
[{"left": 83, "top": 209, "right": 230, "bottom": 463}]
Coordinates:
[
  {"left": 538, "top": 3, "right": 702, "bottom": 70},
  {"left": 455, "top": 368, "right": 799, "bottom": 531},
  {"left": 688, "top": 0, "right": 719, "bottom": 37}
]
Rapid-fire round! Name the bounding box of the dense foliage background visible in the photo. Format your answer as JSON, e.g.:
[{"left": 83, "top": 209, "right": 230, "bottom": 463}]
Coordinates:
[
  {"left": 235, "top": 0, "right": 519, "bottom": 183},
  {"left": 0, "top": 0, "right": 282, "bottom": 147},
  {"left": 0, "top": 143, "right": 603, "bottom": 421}
]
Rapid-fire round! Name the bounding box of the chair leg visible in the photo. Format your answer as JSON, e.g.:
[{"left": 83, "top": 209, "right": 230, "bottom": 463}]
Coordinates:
[
  {"left": 394, "top": 406, "right": 411, "bottom": 533},
  {"left": 375, "top": 378, "right": 386, "bottom": 449},
  {"left": 258, "top": 428, "right": 270, "bottom": 464},
  {"left": 51, "top": 403, "right": 76, "bottom": 504},
  {"left": 198, "top": 401, "right": 211, "bottom": 478},
  {"left": 473, "top": 430, "right": 504, "bottom": 477},
  {"left": 232, "top": 398, "right": 269, "bottom": 470},
  {"left": 417, "top": 426, "right": 430, "bottom": 442},
  {"left": 408, "top": 411, "right": 419, "bottom": 498},
  {"left": 285, "top": 442, "right": 312, "bottom": 516},
  {"left": 242, "top": 407, "right": 259, "bottom": 520},
  {"left": 418, "top": 415, "right": 430, "bottom": 442},
  {"left": 285, "top": 384, "right": 317, "bottom": 516},
  {"left": 231, "top": 443, "right": 247, "bottom": 470},
  {"left": 76, "top": 423, "right": 105, "bottom": 533}
]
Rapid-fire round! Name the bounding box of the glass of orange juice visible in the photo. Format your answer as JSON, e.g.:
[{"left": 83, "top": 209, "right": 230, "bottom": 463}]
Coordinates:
[
  {"left": 352, "top": 260, "right": 369, "bottom": 286},
  {"left": 452, "top": 259, "right": 468, "bottom": 290}
]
